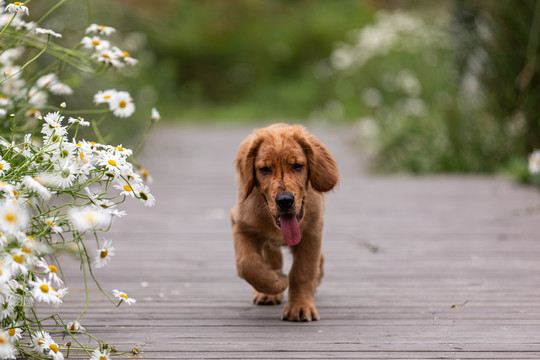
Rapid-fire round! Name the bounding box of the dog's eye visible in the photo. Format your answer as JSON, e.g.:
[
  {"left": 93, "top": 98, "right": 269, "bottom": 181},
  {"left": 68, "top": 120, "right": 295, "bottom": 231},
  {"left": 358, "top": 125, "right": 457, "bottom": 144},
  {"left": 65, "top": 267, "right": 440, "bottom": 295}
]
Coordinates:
[
  {"left": 259, "top": 167, "right": 271, "bottom": 175},
  {"left": 293, "top": 163, "right": 304, "bottom": 172}
]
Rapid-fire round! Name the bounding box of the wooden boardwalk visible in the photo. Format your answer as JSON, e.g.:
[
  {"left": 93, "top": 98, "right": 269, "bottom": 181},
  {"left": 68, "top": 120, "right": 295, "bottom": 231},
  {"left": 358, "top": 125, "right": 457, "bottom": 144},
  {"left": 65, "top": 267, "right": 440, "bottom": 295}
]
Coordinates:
[{"left": 55, "top": 124, "right": 540, "bottom": 359}]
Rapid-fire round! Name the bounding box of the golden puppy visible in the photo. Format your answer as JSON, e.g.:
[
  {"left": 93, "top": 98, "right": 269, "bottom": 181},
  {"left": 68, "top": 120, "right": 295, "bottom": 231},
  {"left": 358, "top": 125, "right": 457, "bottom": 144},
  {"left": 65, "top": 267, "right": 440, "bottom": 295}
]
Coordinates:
[{"left": 230, "top": 123, "right": 338, "bottom": 321}]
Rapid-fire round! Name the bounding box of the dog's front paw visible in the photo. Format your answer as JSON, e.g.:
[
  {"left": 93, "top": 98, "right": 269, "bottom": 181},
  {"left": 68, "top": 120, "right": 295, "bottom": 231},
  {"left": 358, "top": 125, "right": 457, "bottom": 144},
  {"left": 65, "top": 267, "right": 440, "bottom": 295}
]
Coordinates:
[
  {"left": 251, "top": 290, "right": 283, "bottom": 305},
  {"left": 281, "top": 300, "right": 319, "bottom": 322}
]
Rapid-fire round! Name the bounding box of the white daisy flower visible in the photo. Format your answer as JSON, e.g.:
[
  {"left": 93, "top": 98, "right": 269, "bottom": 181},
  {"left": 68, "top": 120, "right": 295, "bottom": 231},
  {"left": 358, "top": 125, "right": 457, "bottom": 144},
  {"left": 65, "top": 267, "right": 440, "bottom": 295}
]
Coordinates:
[
  {"left": 36, "top": 259, "right": 63, "bottom": 287},
  {"left": 69, "top": 207, "right": 110, "bottom": 232},
  {"left": 80, "top": 36, "right": 110, "bottom": 51},
  {"left": 95, "top": 239, "right": 115, "bottom": 268},
  {"left": 112, "top": 289, "right": 136, "bottom": 306},
  {"left": 151, "top": 107, "right": 161, "bottom": 122},
  {"left": 136, "top": 185, "right": 156, "bottom": 207},
  {"left": 114, "top": 183, "right": 136, "bottom": 198},
  {"left": 90, "top": 349, "right": 111, "bottom": 360},
  {"left": 85, "top": 23, "right": 116, "bottom": 36},
  {"left": 0, "top": 202, "right": 28, "bottom": 234},
  {"left": 67, "top": 321, "right": 85, "bottom": 332},
  {"left": 0, "top": 259, "right": 11, "bottom": 282},
  {"left": 5, "top": 279, "right": 33, "bottom": 306},
  {"left": 31, "top": 330, "right": 52, "bottom": 354},
  {"left": 109, "top": 209, "right": 127, "bottom": 218},
  {"left": 21, "top": 133, "right": 33, "bottom": 157},
  {"left": 5, "top": 2, "right": 29, "bottom": 16},
  {"left": 44, "top": 338, "right": 64, "bottom": 360},
  {"left": 93, "top": 89, "right": 117, "bottom": 105},
  {"left": 6, "top": 326, "right": 22, "bottom": 343},
  {"left": 0, "top": 156, "right": 11, "bottom": 176},
  {"left": 0, "top": 47, "right": 24, "bottom": 65},
  {"left": 93, "top": 48, "right": 123, "bottom": 68},
  {"left": 0, "top": 330, "right": 16, "bottom": 360},
  {"left": 108, "top": 91, "right": 135, "bottom": 117},
  {"left": 30, "top": 277, "right": 61, "bottom": 305},
  {"left": 113, "top": 144, "right": 133, "bottom": 157},
  {"left": 22, "top": 175, "right": 52, "bottom": 201},
  {"left": 528, "top": 150, "right": 540, "bottom": 174},
  {"left": 98, "top": 152, "right": 128, "bottom": 175},
  {"left": 113, "top": 47, "right": 138, "bottom": 66},
  {"left": 41, "top": 111, "right": 67, "bottom": 138},
  {"left": 51, "top": 161, "right": 78, "bottom": 189},
  {"left": 36, "top": 73, "right": 57, "bottom": 88},
  {"left": 0, "top": 181, "right": 15, "bottom": 194},
  {"left": 28, "top": 89, "right": 47, "bottom": 107},
  {"left": 49, "top": 82, "right": 73, "bottom": 95},
  {"left": 7, "top": 249, "right": 31, "bottom": 275},
  {"left": 44, "top": 218, "right": 63, "bottom": 234},
  {"left": 35, "top": 27, "right": 62, "bottom": 38},
  {"left": 0, "top": 295, "right": 16, "bottom": 320},
  {"left": 68, "top": 116, "right": 90, "bottom": 126}
]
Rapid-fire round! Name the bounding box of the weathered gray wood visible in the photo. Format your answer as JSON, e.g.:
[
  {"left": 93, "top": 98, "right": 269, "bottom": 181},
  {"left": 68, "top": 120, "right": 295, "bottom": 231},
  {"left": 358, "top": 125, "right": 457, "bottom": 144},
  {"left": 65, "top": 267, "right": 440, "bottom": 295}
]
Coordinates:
[{"left": 40, "top": 124, "right": 540, "bottom": 359}]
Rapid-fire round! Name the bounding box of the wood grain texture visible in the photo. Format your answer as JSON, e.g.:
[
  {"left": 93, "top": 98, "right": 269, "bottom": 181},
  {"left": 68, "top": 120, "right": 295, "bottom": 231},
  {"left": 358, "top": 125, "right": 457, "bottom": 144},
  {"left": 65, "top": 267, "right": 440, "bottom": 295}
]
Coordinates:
[{"left": 42, "top": 125, "right": 540, "bottom": 359}]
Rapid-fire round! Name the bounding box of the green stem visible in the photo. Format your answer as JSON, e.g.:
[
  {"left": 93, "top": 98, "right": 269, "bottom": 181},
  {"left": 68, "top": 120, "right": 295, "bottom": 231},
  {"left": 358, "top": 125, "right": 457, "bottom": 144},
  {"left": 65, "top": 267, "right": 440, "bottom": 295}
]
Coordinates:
[{"left": 0, "top": 40, "right": 49, "bottom": 85}]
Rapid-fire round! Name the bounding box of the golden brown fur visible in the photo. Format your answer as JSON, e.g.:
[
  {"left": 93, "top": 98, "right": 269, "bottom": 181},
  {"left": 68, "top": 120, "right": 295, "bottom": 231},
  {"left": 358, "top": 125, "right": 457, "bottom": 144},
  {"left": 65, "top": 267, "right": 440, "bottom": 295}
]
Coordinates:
[{"left": 230, "top": 123, "right": 338, "bottom": 321}]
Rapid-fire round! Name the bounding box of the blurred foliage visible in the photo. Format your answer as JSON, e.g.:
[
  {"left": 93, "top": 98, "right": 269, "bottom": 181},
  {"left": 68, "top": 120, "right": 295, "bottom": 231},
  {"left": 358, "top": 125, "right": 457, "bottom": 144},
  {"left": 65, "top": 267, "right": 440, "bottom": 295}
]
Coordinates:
[
  {"left": 454, "top": 0, "right": 540, "bottom": 153},
  {"left": 29, "top": 0, "right": 540, "bottom": 178},
  {"left": 74, "top": 0, "right": 377, "bottom": 121}
]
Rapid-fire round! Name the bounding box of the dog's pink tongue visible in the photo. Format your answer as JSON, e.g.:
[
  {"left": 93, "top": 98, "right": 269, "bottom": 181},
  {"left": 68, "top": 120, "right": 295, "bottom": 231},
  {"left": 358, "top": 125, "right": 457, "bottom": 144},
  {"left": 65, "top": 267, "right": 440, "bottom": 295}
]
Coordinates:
[{"left": 280, "top": 214, "right": 301, "bottom": 246}]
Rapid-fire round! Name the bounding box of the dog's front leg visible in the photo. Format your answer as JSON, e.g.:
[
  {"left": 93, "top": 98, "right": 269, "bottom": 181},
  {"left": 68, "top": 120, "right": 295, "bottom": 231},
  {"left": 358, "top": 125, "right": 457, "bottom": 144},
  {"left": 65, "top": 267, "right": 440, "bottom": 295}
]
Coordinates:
[
  {"left": 282, "top": 231, "right": 323, "bottom": 321},
  {"left": 232, "top": 227, "right": 288, "bottom": 295}
]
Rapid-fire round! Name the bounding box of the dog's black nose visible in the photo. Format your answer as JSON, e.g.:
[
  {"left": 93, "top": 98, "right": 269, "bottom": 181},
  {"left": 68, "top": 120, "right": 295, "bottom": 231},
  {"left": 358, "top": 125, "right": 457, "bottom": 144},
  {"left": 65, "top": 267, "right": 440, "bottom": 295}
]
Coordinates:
[{"left": 275, "top": 192, "right": 295, "bottom": 210}]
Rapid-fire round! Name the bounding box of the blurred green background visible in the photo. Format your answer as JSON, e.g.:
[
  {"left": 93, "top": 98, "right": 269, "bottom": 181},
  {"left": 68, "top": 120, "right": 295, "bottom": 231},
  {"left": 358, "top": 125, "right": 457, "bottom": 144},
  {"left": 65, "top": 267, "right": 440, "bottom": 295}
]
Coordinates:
[{"left": 33, "top": 0, "right": 540, "bottom": 182}]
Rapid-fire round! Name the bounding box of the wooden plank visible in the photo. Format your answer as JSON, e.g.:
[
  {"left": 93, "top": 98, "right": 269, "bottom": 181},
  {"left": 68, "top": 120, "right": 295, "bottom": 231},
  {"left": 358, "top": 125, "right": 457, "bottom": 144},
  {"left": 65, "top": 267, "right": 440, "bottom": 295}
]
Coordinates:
[{"left": 41, "top": 125, "right": 540, "bottom": 359}]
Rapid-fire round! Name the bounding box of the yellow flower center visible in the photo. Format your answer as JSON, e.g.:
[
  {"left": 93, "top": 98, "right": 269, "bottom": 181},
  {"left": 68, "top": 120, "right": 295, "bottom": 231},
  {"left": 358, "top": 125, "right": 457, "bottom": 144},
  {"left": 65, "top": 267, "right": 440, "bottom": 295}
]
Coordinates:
[
  {"left": 122, "top": 51, "right": 130, "bottom": 58},
  {"left": 84, "top": 212, "right": 95, "bottom": 224},
  {"left": 100, "top": 249, "right": 108, "bottom": 258},
  {"left": 98, "top": 25, "right": 105, "bottom": 30},
  {"left": 119, "top": 100, "right": 127, "bottom": 109},
  {"left": 0, "top": 336, "right": 5, "bottom": 344},
  {"left": 123, "top": 185, "right": 132, "bottom": 192},
  {"left": 0, "top": 269, "right": 2, "bottom": 276},
  {"left": 8, "top": 328, "right": 15, "bottom": 336},
  {"left": 102, "top": 54, "right": 111, "bottom": 59},
  {"left": 120, "top": 293, "right": 128, "bottom": 300},
  {"left": 90, "top": 141, "right": 97, "bottom": 145},
  {"left": 103, "top": 95, "right": 111, "bottom": 100},
  {"left": 108, "top": 159, "right": 117, "bottom": 167},
  {"left": 4, "top": 211, "right": 16, "bottom": 223},
  {"left": 0, "top": 164, "right": 3, "bottom": 170},
  {"left": 13, "top": 255, "right": 23, "bottom": 264},
  {"left": 92, "top": 40, "right": 100, "bottom": 46},
  {"left": 21, "top": 247, "right": 31, "bottom": 254},
  {"left": 40, "top": 284, "right": 50, "bottom": 293},
  {"left": 100, "top": 356, "right": 107, "bottom": 360},
  {"left": 14, "top": 2, "right": 22, "bottom": 6},
  {"left": 49, "top": 343, "right": 59, "bottom": 353},
  {"left": 115, "top": 146, "right": 124, "bottom": 151},
  {"left": 49, "top": 265, "right": 58, "bottom": 273}
]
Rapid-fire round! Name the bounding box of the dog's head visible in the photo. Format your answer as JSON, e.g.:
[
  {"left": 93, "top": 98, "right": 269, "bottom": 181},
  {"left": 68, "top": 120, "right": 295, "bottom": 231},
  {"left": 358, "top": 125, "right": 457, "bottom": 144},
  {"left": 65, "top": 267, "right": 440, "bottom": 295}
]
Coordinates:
[{"left": 235, "top": 124, "right": 338, "bottom": 245}]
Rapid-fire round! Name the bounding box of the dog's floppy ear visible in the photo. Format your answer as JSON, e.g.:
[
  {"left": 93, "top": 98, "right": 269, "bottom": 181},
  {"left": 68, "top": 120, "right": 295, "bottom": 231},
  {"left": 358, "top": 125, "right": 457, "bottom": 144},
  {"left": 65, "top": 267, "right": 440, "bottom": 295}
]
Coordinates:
[
  {"left": 235, "top": 133, "right": 264, "bottom": 201},
  {"left": 295, "top": 131, "right": 339, "bottom": 193}
]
